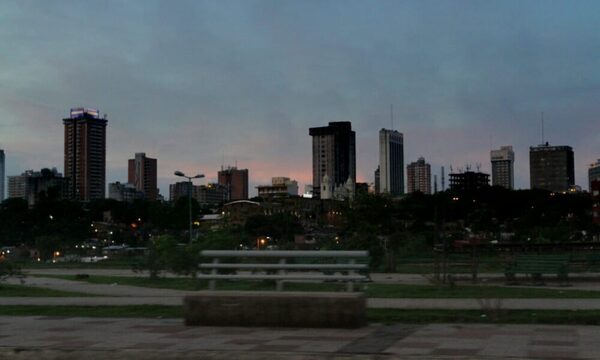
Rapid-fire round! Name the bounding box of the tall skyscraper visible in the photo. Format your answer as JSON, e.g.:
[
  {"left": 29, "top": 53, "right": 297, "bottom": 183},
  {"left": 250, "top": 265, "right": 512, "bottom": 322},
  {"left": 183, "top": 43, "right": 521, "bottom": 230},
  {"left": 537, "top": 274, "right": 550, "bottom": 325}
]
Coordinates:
[
  {"left": 407, "top": 157, "right": 431, "bottom": 194},
  {"left": 378, "top": 128, "right": 404, "bottom": 196},
  {"left": 589, "top": 159, "right": 600, "bottom": 192},
  {"left": 309, "top": 122, "right": 356, "bottom": 198},
  {"left": 63, "top": 107, "right": 107, "bottom": 201},
  {"left": 490, "top": 145, "right": 515, "bottom": 189},
  {"left": 529, "top": 143, "right": 574, "bottom": 192},
  {"left": 218, "top": 166, "right": 249, "bottom": 201},
  {"left": 128, "top": 153, "right": 158, "bottom": 200},
  {"left": 0, "top": 149, "right": 4, "bottom": 202}
]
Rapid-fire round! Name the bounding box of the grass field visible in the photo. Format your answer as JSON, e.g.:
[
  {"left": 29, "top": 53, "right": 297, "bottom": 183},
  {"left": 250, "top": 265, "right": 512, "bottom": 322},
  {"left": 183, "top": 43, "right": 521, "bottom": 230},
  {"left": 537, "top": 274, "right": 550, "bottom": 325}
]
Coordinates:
[
  {"left": 0, "top": 284, "right": 95, "bottom": 297},
  {"left": 40, "top": 274, "right": 600, "bottom": 299}
]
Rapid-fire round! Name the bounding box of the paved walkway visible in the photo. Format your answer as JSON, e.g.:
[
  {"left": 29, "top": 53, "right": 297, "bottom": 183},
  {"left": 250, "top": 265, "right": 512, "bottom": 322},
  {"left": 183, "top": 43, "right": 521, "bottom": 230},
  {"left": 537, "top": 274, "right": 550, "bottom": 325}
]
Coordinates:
[
  {"left": 1, "top": 316, "right": 599, "bottom": 359},
  {"left": 6, "top": 276, "right": 195, "bottom": 297},
  {"left": 2, "top": 296, "right": 600, "bottom": 309},
  {"left": 24, "top": 268, "right": 600, "bottom": 289}
]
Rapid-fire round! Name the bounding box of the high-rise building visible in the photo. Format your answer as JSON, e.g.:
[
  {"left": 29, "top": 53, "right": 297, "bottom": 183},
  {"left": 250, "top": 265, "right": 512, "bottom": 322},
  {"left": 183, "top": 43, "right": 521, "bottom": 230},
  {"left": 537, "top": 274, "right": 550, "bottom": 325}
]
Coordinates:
[
  {"left": 63, "top": 107, "right": 107, "bottom": 201},
  {"left": 592, "top": 180, "right": 600, "bottom": 225},
  {"left": 589, "top": 159, "right": 600, "bottom": 192},
  {"left": 0, "top": 149, "right": 4, "bottom": 202},
  {"left": 374, "top": 167, "right": 380, "bottom": 194},
  {"left": 529, "top": 143, "right": 574, "bottom": 192},
  {"left": 218, "top": 166, "right": 249, "bottom": 200},
  {"left": 108, "top": 182, "right": 143, "bottom": 202},
  {"left": 256, "top": 177, "right": 299, "bottom": 198},
  {"left": 449, "top": 171, "right": 490, "bottom": 192},
  {"left": 128, "top": 153, "right": 158, "bottom": 200},
  {"left": 491, "top": 146, "right": 515, "bottom": 189},
  {"left": 309, "top": 122, "right": 356, "bottom": 199},
  {"left": 407, "top": 157, "right": 431, "bottom": 194},
  {"left": 378, "top": 129, "right": 404, "bottom": 196},
  {"left": 194, "top": 183, "right": 229, "bottom": 206},
  {"left": 169, "top": 181, "right": 193, "bottom": 202},
  {"left": 169, "top": 181, "right": 228, "bottom": 206},
  {"left": 8, "top": 168, "right": 69, "bottom": 206}
]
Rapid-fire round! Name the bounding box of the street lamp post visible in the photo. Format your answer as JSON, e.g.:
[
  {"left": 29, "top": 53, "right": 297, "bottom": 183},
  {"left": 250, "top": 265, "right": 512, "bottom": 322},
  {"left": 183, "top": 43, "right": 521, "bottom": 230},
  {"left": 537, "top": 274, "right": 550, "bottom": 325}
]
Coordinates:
[{"left": 174, "top": 171, "right": 205, "bottom": 243}]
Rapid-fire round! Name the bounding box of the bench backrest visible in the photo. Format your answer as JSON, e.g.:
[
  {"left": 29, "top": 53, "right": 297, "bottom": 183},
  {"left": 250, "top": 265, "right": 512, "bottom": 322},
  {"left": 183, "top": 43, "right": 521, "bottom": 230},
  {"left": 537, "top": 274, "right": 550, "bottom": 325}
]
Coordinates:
[
  {"left": 199, "top": 250, "right": 370, "bottom": 291},
  {"left": 201, "top": 250, "right": 369, "bottom": 258}
]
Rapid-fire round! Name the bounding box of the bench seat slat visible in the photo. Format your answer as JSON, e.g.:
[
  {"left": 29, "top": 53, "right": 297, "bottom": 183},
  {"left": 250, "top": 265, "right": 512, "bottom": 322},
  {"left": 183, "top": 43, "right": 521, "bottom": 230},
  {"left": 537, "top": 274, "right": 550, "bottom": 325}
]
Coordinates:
[
  {"left": 199, "top": 263, "right": 368, "bottom": 270},
  {"left": 196, "top": 274, "right": 368, "bottom": 281}
]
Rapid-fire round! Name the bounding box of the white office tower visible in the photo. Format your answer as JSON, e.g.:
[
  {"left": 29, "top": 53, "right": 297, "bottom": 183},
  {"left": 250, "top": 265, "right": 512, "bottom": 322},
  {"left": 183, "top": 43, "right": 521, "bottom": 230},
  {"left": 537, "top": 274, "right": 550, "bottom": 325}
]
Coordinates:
[{"left": 378, "top": 129, "right": 404, "bottom": 196}]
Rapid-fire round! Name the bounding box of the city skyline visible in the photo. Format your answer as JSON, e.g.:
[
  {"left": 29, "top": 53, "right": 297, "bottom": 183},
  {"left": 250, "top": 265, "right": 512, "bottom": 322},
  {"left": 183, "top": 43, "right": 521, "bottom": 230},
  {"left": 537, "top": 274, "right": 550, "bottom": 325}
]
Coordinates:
[{"left": 1, "top": 1, "right": 600, "bottom": 196}]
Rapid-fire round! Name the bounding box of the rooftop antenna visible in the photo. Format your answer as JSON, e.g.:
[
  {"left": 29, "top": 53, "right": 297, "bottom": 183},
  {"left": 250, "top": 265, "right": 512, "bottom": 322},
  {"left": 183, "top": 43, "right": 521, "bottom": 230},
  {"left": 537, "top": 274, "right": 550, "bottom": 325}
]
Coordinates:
[
  {"left": 442, "top": 166, "right": 446, "bottom": 190},
  {"left": 541, "top": 112, "right": 545, "bottom": 145},
  {"left": 390, "top": 104, "right": 394, "bottom": 130}
]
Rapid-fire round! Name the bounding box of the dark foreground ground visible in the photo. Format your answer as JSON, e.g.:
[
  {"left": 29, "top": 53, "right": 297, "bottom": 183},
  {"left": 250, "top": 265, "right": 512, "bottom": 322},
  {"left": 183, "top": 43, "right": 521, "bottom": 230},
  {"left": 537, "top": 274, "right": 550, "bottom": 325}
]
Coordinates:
[{"left": 1, "top": 316, "right": 598, "bottom": 359}]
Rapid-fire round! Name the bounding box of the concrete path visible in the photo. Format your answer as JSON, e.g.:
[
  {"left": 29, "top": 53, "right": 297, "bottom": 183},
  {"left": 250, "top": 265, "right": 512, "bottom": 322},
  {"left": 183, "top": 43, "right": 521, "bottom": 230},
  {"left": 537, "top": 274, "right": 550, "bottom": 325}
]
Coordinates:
[
  {"left": 5, "top": 275, "right": 600, "bottom": 309},
  {"left": 5, "top": 276, "right": 194, "bottom": 297},
  {"left": 1, "top": 316, "right": 599, "bottom": 359},
  {"left": 2, "top": 296, "right": 600, "bottom": 310},
  {"left": 24, "top": 268, "right": 600, "bottom": 289}
]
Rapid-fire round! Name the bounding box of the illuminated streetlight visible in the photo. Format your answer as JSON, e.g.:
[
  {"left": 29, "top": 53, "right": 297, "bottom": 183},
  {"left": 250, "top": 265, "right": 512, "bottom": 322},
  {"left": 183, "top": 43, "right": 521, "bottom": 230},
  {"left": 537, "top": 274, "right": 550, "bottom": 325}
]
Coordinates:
[{"left": 174, "top": 171, "right": 205, "bottom": 243}]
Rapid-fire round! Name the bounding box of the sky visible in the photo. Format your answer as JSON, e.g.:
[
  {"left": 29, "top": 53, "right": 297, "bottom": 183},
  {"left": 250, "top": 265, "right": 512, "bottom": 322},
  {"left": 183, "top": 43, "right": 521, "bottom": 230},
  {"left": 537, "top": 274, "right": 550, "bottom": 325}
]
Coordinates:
[{"left": 1, "top": 0, "right": 599, "bottom": 197}]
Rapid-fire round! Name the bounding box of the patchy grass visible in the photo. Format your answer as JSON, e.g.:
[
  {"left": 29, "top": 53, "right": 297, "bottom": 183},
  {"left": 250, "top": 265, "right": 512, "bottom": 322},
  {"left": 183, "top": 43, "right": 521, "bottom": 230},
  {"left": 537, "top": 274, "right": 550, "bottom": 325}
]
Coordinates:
[
  {"left": 40, "top": 274, "right": 600, "bottom": 298},
  {"left": 0, "top": 284, "right": 95, "bottom": 297},
  {"left": 368, "top": 309, "right": 600, "bottom": 325},
  {"left": 363, "top": 283, "right": 600, "bottom": 299}
]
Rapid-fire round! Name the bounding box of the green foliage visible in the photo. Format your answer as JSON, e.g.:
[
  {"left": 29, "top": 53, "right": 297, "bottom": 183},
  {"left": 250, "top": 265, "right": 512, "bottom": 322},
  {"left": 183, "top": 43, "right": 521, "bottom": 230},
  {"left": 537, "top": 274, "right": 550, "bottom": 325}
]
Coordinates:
[
  {"left": 134, "top": 231, "right": 240, "bottom": 279},
  {"left": 34, "top": 235, "right": 62, "bottom": 261},
  {"left": 0, "top": 261, "right": 21, "bottom": 283},
  {"left": 244, "top": 213, "right": 303, "bottom": 243},
  {"left": 196, "top": 230, "right": 240, "bottom": 250}
]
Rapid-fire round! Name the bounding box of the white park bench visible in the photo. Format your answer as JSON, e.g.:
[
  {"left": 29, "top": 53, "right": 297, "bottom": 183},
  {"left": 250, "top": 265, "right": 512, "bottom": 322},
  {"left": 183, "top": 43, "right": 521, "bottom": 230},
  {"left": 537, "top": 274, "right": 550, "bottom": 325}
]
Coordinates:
[{"left": 198, "top": 250, "right": 370, "bottom": 292}]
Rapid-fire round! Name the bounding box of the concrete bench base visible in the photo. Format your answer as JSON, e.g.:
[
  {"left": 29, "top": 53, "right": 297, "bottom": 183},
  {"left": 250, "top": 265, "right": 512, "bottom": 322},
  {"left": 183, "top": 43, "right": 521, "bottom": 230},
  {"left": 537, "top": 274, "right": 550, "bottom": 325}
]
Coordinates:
[{"left": 183, "top": 291, "right": 366, "bottom": 328}]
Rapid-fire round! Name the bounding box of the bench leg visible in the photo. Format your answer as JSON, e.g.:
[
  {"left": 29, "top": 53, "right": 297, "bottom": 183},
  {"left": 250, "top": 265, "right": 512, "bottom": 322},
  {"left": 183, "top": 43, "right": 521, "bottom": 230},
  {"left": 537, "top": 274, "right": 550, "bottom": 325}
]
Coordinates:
[
  {"left": 209, "top": 258, "right": 219, "bottom": 290},
  {"left": 505, "top": 272, "right": 517, "bottom": 285},
  {"left": 532, "top": 273, "right": 544, "bottom": 286},
  {"left": 346, "top": 259, "right": 356, "bottom": 292},
  {"left": 558, "top": 272, "right": 570, "bottom": 287},
  {"left": 276, "top": 258, "right": 286, "bottom": 292}
]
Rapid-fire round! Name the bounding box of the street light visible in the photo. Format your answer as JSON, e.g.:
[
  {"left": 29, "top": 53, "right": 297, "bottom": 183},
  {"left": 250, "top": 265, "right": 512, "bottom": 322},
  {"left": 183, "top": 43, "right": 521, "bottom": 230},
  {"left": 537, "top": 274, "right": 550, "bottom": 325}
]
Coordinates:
[{"left": 174, "top": 171, "right": 205, "bottom": 243}]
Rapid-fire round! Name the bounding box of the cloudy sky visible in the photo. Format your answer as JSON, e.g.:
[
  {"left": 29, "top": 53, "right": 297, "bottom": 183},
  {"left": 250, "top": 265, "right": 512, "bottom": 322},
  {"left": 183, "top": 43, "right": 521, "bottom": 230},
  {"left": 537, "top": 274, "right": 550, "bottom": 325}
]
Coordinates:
[{"left": 1, "top": 0, "right": 599, "bottom": 196}]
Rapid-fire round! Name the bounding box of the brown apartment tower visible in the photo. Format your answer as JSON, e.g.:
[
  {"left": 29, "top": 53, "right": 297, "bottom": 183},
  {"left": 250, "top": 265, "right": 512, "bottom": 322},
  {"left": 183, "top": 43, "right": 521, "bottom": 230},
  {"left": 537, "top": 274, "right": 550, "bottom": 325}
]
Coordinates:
[
  {"left": 63, "top": 108, "right": 107, "bottom": 201},
  {"left": 218, "top": 166, "right": 248, "bottom": 201},
  {"left": 407, "top": 157, "right": 431, "bottom": 194},
  {"left": 128, "top": 153, "right": 158, "bottom": 200}
]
